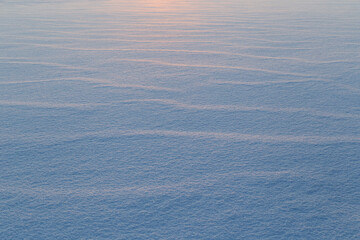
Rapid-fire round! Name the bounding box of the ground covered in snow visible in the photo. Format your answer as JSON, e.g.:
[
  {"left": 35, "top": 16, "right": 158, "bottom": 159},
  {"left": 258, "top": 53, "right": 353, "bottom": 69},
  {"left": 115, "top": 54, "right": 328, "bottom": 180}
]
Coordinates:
[{"left": 1, "top": 0, "right": 359, "bottom": 239}]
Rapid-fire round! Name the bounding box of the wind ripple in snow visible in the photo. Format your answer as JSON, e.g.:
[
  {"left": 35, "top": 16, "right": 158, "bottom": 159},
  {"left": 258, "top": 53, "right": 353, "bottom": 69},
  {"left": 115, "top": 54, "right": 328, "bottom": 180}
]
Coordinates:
[{"left": 120, "top": 98, "right": 360, "bottom": 119}]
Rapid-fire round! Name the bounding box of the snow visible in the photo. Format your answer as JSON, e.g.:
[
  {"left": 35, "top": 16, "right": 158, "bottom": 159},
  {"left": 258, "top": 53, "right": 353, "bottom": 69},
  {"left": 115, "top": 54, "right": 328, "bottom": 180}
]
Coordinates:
[{"left": 1, "top": 0, "right": 359, "bottom": 239}]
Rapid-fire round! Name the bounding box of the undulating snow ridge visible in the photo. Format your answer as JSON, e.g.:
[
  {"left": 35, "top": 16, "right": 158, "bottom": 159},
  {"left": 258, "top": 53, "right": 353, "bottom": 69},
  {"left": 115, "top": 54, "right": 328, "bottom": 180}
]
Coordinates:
[{"left": 1, "top": 0, "right": 359, "bottom": 239}]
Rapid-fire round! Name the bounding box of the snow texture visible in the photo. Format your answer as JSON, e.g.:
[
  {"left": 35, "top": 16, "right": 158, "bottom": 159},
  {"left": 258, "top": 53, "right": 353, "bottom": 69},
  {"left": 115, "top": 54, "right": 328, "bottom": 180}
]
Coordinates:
[{"left": 1, "top": 0, "right": 359, "bottom": 239}]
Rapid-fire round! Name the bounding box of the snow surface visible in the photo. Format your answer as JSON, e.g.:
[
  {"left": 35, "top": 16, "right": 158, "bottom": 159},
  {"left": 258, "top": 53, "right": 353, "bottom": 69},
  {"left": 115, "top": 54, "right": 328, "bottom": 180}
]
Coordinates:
[{"left": 1, "top": 0, "right": 360, "bottom": 239}]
